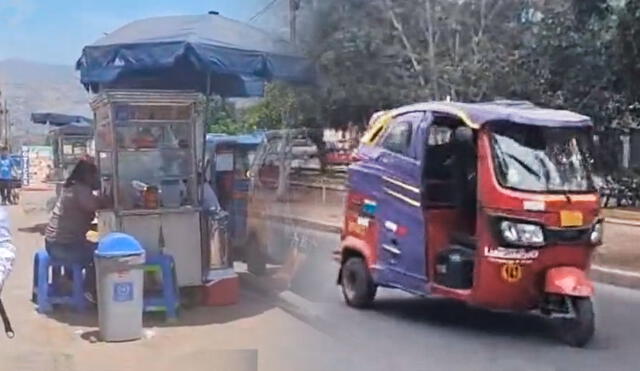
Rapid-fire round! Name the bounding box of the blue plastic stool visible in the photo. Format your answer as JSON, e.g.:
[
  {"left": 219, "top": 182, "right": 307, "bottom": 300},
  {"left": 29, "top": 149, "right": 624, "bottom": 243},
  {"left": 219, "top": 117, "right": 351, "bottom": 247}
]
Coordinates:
[
  {"left": 32, "top": 249, "right": 89, "bottom": 313},
  {"left": 143, "top": 254, "right": 179, "bottom": 320}
]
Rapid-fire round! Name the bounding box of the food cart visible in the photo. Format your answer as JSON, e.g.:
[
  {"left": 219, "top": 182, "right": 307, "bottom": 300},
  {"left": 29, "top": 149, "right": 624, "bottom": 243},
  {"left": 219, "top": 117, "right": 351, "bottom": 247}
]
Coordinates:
[
  {"left": 92, "top": 90, "right": 206, "bottom": 288},
  {"left": 31, "top": 113, "right": 93, "bottom": 196}
]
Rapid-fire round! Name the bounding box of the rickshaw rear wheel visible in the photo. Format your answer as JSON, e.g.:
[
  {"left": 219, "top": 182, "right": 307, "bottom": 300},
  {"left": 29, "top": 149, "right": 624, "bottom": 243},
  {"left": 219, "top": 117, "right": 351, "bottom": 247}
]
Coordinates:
[
  {"left": 554, "top": 297, "right": 595, "bottom": 348},
  {"left": 341, "top": 257, "right": 377, "bottom": 308}
]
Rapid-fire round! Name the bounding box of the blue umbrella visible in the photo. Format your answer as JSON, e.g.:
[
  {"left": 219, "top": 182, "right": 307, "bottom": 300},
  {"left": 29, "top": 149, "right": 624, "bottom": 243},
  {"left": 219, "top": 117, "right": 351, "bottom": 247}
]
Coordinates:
[{"left": 76, "top": 12, "right": 316, "bottom": 97}]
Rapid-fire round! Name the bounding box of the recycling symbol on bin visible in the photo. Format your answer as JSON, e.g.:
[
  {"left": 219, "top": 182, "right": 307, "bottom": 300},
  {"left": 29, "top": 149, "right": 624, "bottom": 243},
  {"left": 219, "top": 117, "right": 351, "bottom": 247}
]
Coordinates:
[{"left": 113, "top": 282, "right": 134, "bottom": 302}]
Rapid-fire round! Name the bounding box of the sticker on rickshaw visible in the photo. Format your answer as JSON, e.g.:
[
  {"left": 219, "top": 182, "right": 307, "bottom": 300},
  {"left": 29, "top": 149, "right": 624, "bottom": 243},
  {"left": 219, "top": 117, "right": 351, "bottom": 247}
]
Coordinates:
[
  {"left": 500, "top": 263, "right": 523, "bottom": 283},
  {"left": 347, "top": 220, "right": 367, "bottom": 235},
  {"left": 356, "top": 216, "right": 370, "bottom": 226},
  {"left": 560, "top": 210, "right": 583, "bottom": 227},
  {"left": 484, "top": 247, "right": 539, "bottom": 261}
]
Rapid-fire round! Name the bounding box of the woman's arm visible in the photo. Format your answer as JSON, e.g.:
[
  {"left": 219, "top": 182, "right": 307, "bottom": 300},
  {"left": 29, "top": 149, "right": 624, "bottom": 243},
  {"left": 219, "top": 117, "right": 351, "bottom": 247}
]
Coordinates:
[
  {"left": 76, "top": 186, "right": 101, "bottom": 214},
  {"left": 0, "top": 208, "right": 15, "bottom": 294}
]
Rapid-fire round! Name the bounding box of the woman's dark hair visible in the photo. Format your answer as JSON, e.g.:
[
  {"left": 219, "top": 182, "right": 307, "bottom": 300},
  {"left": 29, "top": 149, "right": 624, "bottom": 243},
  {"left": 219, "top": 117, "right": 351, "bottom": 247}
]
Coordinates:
[{"left": 64, "top": 160, "right": 98, "bottom": 188}]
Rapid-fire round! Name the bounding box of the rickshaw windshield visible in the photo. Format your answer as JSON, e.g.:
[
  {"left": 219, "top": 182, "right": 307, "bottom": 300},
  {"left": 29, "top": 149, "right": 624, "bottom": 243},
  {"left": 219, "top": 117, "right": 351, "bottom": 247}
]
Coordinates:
[{"left": 489, "top": 122, "right": 595, "bottom": 193}]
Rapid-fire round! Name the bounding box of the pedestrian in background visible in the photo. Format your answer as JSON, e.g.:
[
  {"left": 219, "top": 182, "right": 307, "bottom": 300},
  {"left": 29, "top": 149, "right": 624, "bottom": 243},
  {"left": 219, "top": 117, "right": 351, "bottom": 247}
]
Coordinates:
[{"left": 0, "top": 147, "right": 14, "bottom": 205}]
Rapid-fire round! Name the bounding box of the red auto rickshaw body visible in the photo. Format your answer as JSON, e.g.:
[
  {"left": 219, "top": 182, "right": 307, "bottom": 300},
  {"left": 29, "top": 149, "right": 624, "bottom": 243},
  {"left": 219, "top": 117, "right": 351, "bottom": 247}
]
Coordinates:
[{"left": 340, "top": 101, "right": 601, "bottom": 312}]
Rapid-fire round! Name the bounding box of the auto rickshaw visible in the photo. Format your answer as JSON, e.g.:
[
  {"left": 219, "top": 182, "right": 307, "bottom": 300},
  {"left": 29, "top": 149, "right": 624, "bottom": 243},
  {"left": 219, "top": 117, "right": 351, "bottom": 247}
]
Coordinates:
[
  {"left": 338, "top": 101, "right": 601, "bottom": 347},
  {"left": 205, "top": 133, "right": 262, "bottom": 268}
]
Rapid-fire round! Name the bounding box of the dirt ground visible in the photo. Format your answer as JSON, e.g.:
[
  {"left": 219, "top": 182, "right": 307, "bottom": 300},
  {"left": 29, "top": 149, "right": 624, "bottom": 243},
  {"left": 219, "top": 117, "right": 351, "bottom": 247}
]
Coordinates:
[{"left": 0, "top": 190, "right": 356, "bottom": 371}]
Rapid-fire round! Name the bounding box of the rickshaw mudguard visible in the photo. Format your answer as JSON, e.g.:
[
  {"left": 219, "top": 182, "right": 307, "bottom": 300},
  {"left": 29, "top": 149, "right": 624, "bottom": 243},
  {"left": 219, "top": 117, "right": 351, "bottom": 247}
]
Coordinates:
[
  {"left": 545, "top": 266, "right": 594, "bottom": 297},
  {"left": 339, "top": 236, "right": 377, "bottom": 268}
]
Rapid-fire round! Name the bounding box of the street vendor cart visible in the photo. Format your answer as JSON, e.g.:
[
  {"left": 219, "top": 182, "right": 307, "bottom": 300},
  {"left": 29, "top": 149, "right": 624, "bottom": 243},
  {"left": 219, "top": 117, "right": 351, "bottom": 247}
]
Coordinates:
[
  {"left": 92, "top": 90, "right": 205, "bottom": 288},
  {"left": 31, "top": 113, "right": 93, "bottom": 196}
]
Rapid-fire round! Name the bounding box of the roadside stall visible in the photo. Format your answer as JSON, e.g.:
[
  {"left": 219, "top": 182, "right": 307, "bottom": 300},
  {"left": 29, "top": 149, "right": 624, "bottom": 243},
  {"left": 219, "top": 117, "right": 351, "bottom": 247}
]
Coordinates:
[
  {"left": 92, "top": 90, "right": 205, "bottom": 288},
  {"left": 77, "top": 12, "right": 315, "bottom": 300},
  {"left": 31, "top": 113, "right": 93, "bottom": 196}
]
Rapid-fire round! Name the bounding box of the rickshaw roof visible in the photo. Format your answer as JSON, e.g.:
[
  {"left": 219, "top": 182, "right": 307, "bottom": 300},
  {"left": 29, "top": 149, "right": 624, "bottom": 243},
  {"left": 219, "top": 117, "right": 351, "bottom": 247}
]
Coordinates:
[
  {"left": 48, "top": 122, "right": 93, "bottom": 136},
  {"left": 206, "top": 133, "right": 264, "bottom": 148},
  {"left": 395, "top": 101, "right": 593, "bottom": 128}
]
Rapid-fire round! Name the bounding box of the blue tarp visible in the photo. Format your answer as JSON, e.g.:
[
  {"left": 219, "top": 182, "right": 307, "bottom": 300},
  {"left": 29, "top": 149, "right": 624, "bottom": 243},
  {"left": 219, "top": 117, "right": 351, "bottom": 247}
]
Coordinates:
[
  {"left": 76, "top": 13, "right": 316, "bottom": 97},
  {"left": 49, "top": 122, "right": 93, "bottom": 136},
  {"left": 31, "top": 113, "right": 93, "bottom": 127}
]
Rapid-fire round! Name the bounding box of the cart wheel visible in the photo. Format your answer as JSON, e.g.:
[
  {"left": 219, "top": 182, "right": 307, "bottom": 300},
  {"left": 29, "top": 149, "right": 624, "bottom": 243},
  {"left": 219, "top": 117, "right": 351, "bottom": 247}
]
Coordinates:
[
  {"left": 340, "top": 256, "right": 377, "bottom": 308},
  {"left": 554, "top": 297, "right": 595, "bottom": 348},
  {"left": 246, "top": 234, "right": 267, "bottom": 276}
]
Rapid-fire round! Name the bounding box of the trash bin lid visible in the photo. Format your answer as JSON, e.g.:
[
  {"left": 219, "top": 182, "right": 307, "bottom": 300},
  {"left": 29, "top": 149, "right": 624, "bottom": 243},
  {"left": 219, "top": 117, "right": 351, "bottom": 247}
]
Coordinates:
[{"left": 96, "top": 233, "right": 145, "bottom": 258}]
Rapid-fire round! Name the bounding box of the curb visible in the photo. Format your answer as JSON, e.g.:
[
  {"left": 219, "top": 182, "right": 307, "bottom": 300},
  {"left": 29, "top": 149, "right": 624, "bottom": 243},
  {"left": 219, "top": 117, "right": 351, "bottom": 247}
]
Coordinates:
[
  {"left": 590, "top": 265, "right": 640, "bottom": 290},
  {"left": 604, "top": 217, "right": 640, "bottom": 227},
  {"left": 290, "top": 181, "right": 347, "bottom": 192},
  {"left": 602, "top": 209, "right": 640, "bottom": 222},
  {"left": 267, "top": 215, "right": 640, "bottom": 291},
  {"left": 266, "top": 214, "right": 342, "bottom": 234},
  {"left": 238, "top": 273, "right": 330, "bottom": 333}
]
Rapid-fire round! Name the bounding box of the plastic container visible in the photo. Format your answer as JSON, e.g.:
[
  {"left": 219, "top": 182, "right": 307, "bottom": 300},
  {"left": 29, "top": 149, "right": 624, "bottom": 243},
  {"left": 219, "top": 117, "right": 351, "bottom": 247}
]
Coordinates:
[
  {"left": 95, "top": 233, "right": 146, "bottom": 342},
  {"left": 160, "top": 179, "right": 182, "bottom": 208},
  {"left": 202, "top": 268, "right": 238, "bottom": 306}
]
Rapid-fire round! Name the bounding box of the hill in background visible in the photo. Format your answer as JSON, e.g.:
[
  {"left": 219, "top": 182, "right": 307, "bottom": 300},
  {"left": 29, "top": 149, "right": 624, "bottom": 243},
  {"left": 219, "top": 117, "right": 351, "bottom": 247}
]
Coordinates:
[{"left": 0, "top": 58, "right": 91, "bottom": 147}]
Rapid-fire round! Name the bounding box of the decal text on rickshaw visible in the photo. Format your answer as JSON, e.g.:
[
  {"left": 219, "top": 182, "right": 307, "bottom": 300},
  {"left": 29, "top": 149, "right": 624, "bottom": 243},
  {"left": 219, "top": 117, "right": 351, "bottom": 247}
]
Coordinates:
[{"left": 484, "top": 246, "right": 539, "bottom": 261}]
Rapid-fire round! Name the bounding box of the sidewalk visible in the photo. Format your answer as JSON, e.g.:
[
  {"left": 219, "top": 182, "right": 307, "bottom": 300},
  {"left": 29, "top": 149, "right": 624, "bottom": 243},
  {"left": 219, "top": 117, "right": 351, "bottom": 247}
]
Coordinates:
[
  {"left": 0, "top": 191, "right": 356, "bottom": 371},
  {"left": 262, "top": 186, "right": 344, "bottom": 234},
  {"left": 266, "top": 186, "right": 640, "bottom": 289}
]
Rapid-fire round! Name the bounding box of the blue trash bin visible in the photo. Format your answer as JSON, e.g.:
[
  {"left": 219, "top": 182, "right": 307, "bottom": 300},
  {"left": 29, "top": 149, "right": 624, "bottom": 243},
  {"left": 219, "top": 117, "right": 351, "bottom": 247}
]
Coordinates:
[{"left": 95, "top": 233, "right": 145, "bottom": 342}]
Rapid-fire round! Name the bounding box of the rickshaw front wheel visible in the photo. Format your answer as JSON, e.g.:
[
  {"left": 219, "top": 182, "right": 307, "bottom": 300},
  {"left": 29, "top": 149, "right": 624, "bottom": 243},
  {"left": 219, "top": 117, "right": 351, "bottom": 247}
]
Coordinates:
[
  {"left": 554, "top": 297, "right": 595, "bottom": 348},
  {"left": 341, "top": 257, "right": 377, "bottom": 308}
]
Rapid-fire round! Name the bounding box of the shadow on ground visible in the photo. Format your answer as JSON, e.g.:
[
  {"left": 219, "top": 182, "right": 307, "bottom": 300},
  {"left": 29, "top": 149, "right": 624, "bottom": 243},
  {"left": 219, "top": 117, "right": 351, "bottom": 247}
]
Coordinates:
[
  {"left": 43, "top": 289, "right": 278, "bottom": 343},
  {"left": 369, "top": 295, "right": 555, "bottom": 343}
]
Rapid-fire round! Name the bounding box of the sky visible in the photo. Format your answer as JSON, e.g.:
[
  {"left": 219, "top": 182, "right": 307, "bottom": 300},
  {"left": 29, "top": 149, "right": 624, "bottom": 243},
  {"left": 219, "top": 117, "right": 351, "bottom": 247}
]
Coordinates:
[{"left": 0, "top": 0, "right": 276, "bottom": 66}]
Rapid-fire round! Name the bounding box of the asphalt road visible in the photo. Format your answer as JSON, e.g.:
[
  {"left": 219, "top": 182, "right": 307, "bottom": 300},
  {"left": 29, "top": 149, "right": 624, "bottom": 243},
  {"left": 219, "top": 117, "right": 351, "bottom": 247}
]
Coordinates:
[{"left": 268, "top": 221, "right": 640, "bottom": 371}]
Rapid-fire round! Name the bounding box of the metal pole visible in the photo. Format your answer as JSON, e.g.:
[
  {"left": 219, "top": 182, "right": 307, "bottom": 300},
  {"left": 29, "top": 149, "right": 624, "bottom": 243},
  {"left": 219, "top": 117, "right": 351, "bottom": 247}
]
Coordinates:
[
  {"left": 4, "top": 103, "right": 10, "bottom": 150},
  {"left": 289, "top": 0, "right": 297, "bottom": 43}
]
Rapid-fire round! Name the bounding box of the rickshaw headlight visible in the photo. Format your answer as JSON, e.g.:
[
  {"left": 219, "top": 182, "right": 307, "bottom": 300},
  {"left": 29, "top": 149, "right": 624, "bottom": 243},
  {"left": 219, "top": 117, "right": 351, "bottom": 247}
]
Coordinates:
[
  {"left": 500, "top": 220, "right": 545, "bottom": 246},
  {"left": 590, "top": 222, "right": 603, "bottom": 245}
]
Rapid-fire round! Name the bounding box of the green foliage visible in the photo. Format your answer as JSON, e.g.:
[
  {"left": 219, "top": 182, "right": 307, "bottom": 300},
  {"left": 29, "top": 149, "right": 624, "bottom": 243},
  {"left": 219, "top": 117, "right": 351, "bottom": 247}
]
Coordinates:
[
  {"left": 241, "top": 83, "right": 321, "bottom": 130},
  {"left": 276, "top": 0, "right": 640, "bottom": 129}
]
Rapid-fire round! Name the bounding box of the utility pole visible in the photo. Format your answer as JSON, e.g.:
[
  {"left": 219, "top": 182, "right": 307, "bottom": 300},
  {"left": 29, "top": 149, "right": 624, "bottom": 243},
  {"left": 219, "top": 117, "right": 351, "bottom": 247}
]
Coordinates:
[
  {"left": 289, "top": 0, "right": 300, "bottom": 42},
  {"left": 0, "top": 89, "right": 7, "bottom": 149}
]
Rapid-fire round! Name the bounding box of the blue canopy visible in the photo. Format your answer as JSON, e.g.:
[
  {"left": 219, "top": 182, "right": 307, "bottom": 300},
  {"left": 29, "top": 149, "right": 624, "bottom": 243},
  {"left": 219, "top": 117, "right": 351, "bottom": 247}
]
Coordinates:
[
  {"left": 31, "top": 113, "right": 93, "bottom": 127},
  {"left": 76, "top": 12, "right": 316, "bottom": 97},
  {"left": 49, "top": 121, "right": 93, "bottom": 136},
  {"left": 206, "top": 132, "right": 264, "bottom": 149}
]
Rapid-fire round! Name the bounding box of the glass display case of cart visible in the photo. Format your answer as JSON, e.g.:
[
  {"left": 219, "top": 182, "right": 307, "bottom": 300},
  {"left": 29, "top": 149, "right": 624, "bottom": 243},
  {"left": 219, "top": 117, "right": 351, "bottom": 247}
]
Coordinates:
[
  {"left": 91, "top": 90, "right": 205, "bottom": 289},
  {"left": 95, "top": 99, "right": 199, "bottom": 212}
]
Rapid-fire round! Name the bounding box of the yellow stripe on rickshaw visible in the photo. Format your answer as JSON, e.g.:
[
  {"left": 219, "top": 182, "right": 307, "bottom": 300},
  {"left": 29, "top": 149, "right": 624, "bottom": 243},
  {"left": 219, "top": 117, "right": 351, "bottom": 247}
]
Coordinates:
[
  {"left": 383, "top": 176, "right": 420, "bottom": 194},
  {"left": 383, "top": 187, "right": 421, "bottom": 208}
]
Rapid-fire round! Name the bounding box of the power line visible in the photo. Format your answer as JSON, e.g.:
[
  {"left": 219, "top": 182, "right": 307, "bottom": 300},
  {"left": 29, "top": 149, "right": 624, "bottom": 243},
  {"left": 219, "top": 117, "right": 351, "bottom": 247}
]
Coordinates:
[{"left": 248, "top": 0, "right": 281, "bottom": 23}]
